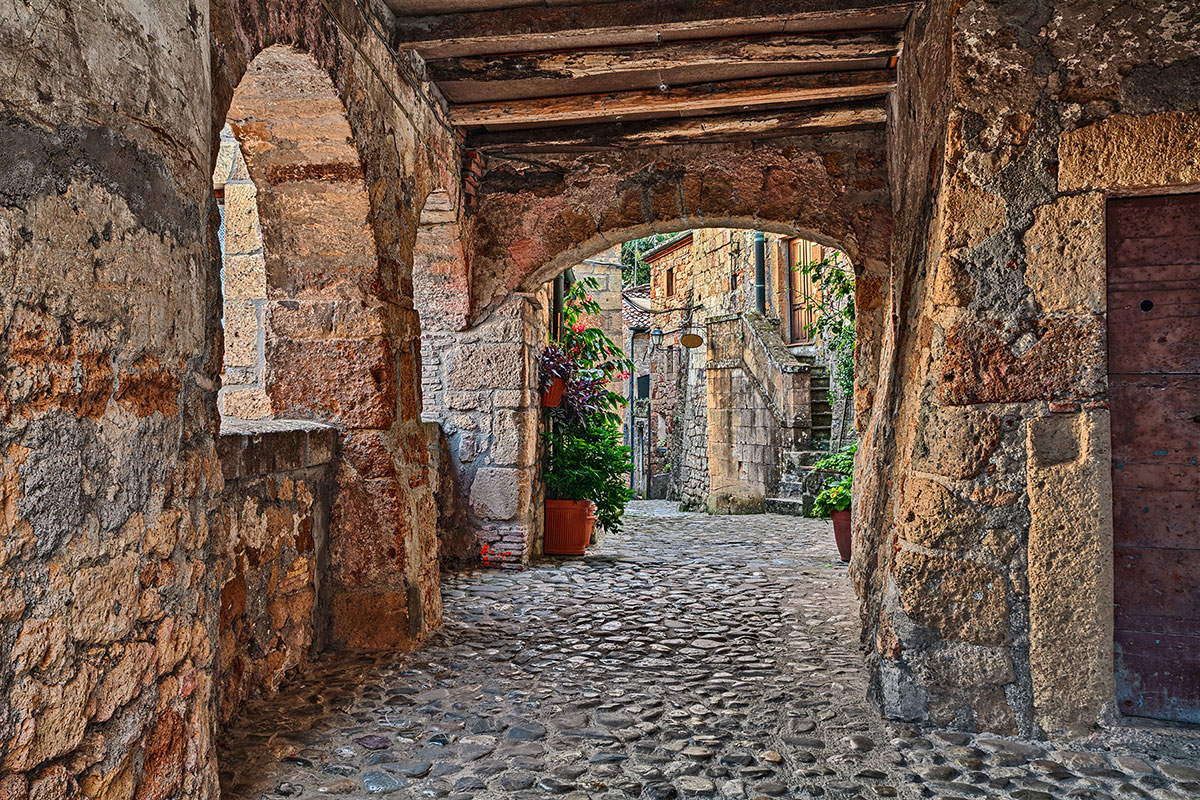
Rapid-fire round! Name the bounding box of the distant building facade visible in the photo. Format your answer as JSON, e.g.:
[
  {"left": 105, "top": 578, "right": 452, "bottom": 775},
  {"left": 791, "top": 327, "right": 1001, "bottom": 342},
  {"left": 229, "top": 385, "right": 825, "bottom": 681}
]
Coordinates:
[{"left": 631, "top": 229, "right": 853, "bottom": 512}]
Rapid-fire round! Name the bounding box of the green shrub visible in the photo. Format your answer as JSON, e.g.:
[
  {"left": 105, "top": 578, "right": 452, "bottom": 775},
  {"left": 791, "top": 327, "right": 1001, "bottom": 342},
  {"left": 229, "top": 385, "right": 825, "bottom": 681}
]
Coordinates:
[
  {"left": 544, "top": 420, "right": 634, "bottom": 533},
  {"left": 812, "top": 475, "right": 851, "bottom": 518},
  {"left": 809, "top": 442, "right": 856, "bottom": 519},
  {"left": 812, "top": 442, "right": 856, "bottom": 475}
]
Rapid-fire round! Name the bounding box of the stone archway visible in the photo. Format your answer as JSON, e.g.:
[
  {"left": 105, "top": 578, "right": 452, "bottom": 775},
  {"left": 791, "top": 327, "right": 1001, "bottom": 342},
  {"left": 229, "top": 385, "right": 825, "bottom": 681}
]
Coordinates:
[
  {"left": 435, "top": 122, "right": 892, "bottom": 568},
  {"left": 208, "top": 0, "right": 464, "bottom": 659}
]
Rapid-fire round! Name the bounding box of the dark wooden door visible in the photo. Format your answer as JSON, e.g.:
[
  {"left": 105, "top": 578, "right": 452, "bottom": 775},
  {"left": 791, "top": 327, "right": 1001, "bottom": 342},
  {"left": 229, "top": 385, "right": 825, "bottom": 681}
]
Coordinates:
[{"left": 1107, "top": 193, "right": 1200, "bottom": 725}]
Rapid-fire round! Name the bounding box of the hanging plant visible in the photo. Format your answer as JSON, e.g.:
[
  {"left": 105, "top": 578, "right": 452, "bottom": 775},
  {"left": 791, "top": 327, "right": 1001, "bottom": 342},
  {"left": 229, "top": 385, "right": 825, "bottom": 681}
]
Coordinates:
[{"left": 538, "top": 277, "right": 633, "bottom": 428}]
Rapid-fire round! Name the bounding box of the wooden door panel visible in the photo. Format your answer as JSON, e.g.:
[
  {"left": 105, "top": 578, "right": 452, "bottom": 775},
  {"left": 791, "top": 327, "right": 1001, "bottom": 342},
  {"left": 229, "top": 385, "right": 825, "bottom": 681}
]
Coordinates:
[
  {"left": 1107, "top": 193, "right": 1200, "bottom": 725},
  {"left": 1114, "top": 547, "right": 1200, "bottom": 626},
  {"left": 1109, "top": 263, "right": 1200, "bottom": 288},
  {"left": 1108, "top": 377, "right": 1200, "bottom": 461},
  {"left": 1112, "top": 464, "right": 1198, "bottom": 493},
  {"left": 1108, "top": 236, "right": 1200, "bottom": 268},
  {"left": 1115, "top": 631, "right": 1200, "bottom": 725},
  {"left": 1107, "top": 292, "right": 1200, "bottom": 374},
  {"left": 1113, "top": 488, "right": 1200, "bottom": 549}
]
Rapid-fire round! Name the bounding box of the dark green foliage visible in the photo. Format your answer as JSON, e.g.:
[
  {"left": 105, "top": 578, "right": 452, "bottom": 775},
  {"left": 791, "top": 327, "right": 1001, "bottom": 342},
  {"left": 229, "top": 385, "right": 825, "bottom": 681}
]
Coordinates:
[
  {"left": 812, "top": 442, "right": 856, "bottom": 476},
  {"left": 620, "top": 233, "right": 677, "bottom": 288},
  {"left": 544, "top": 421, "right": 634, "bottom": 533},
  {"left": 811, "top": 475, "right": 852, "bottom": 518},
  {"left": 796, "top": 250, "right": 856, "bottom": 397},
  {"left": 539, "top": 276, "right": 635, "bottom": 531},
  {"left": 809, "top": 443, "right": 857, "bottom": 519}
]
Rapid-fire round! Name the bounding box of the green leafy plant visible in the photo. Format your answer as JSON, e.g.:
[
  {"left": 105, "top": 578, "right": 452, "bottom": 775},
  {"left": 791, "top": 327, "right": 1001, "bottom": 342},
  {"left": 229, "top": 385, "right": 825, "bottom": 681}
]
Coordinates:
[
  {"left": 811, "top": 475, "right": 852, "bottom": 517},
  {"left": 544, "top": 420, "right": 634, "bottom": 533},
  {"left": 540, "top": 277, "right": 635, "bottom": 532},
  {"left": 813, "top": 442, "right": 857, "bottom": 476},
  {"left": 796, "top": 250, "right": 856, "bottom": 398},
  {"left": 809, "top": 442, "right": 856, "bottom": 519}
]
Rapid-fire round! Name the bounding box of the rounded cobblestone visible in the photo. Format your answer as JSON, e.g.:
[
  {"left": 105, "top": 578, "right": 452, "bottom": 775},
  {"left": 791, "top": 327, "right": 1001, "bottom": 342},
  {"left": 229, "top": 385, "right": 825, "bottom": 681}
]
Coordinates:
[{"left": 220, "top": 503, "right": 1200, "bottom": 799}]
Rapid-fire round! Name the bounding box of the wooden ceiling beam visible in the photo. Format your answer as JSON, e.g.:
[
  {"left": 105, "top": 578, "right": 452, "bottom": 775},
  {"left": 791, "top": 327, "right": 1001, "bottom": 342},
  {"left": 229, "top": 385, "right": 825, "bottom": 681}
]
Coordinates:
[
  {"left": 448, "top": 70, "right": 896, "bottom": 129},
  {"left": 467, "top": 103, "right": 888, "bottom": 152},
  {"left": 428, "top": 31, "right": 900, "bottom": 101},
  {"left": 390, "top": 1, "right": 918, "bottom": 59}
]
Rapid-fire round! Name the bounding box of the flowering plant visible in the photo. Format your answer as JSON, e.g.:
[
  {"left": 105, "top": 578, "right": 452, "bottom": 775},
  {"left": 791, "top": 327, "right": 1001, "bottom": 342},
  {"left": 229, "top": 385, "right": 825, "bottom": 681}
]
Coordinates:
[
  {"left": 538, "top": 277, "right": 632, "bottom": 428},
  {"left": 812, "top": 475, "right": 852, "bottom": 517},
  {"left": 809, "top": 442, "right": 855, "bottom": 518},
  {"left": 540, "top": 276, "right": 635, "bottom": 530}
]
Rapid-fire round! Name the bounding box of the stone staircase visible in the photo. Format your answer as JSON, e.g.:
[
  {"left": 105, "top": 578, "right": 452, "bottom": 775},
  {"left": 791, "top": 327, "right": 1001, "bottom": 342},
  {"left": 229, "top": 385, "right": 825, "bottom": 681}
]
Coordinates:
[
  {"left": 807, "top": 362, "right": 834, "bottom": 448},
  {"left": 765, "top": 449, "right": 832, "bottom": 517},
  {"left": 762, "top": 359, "right": 841, "bottom": 517}
]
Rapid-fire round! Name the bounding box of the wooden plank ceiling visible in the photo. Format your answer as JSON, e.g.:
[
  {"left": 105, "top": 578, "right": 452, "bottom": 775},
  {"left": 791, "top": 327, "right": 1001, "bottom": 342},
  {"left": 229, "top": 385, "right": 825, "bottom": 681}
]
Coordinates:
[{"left": 385, "top": 0, "right": 914, "bottom": 151}]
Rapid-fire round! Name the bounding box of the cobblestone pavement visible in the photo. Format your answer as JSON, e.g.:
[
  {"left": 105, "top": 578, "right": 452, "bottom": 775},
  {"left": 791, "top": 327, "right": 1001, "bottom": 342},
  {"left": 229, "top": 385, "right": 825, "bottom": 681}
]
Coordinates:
[{"left": 220, "top": 502, "right": 1200, "bottom": 800}]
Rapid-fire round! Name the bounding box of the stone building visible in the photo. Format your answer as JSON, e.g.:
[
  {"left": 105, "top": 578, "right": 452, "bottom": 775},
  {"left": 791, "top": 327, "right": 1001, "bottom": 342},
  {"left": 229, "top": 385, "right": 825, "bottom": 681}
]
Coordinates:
[
  {"left": 2, "top": 1, "right": 1199, "bottom": 796},
  {"left": 630, "top": 229, "right": 853, "bottom": 512}
]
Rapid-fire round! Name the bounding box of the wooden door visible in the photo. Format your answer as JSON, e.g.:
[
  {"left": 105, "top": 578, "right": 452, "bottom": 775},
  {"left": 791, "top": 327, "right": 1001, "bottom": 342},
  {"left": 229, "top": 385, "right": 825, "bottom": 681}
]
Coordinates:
[
  {"left": 788, "top": 239, "right": 819, "bottom": 344},
  {"left": 1107, "top": 192, "right": 1200, "bottom": 725}
]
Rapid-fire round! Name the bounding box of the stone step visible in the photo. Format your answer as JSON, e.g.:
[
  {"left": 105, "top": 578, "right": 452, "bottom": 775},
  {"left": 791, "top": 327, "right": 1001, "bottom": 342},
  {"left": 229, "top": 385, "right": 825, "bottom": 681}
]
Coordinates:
[
  {"left": 764, "top": 497, "right": 810, "bottom": 517},
  {"left": 812, "top": 401, "right": 832, "bottom": 414},
  {"left": 812, "top": 413, "right": 834, "bottom": 427}
]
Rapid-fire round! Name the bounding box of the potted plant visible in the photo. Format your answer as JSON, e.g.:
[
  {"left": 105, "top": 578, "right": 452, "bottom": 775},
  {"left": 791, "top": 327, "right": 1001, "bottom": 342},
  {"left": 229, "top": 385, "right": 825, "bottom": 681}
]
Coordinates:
[
  {"left": 539, "top": 277, "right": 634, "bottom": 555},
  {"left": 539, "top": 344, "right": 570, "bottom": 407},
  {"left": 809, "top": 443, "right": 856, "bottom": 562},
  {"left": 543, "top": 421, "right": 632, "bottom": 554}
]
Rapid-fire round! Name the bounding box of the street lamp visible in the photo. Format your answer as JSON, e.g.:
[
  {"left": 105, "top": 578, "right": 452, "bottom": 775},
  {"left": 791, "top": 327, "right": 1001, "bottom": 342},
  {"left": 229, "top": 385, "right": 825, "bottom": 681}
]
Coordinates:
[{"left": 650, "top": 327, "right": 664, "bottom": 348}]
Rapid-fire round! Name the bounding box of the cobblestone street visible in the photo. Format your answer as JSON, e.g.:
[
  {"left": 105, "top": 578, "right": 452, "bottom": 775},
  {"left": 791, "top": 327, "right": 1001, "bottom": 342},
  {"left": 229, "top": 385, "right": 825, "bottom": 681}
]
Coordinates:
[{"left": 220, "top": 503, "right": 1200, "bottom": 800}]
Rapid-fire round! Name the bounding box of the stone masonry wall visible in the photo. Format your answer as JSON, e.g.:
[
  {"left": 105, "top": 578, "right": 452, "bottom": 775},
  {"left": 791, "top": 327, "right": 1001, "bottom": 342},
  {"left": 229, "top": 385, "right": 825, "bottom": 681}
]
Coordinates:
[
  {"left": 468, "top": 130, "right": 892, "bottom": 325},
  {"left": 704, "top": 313, "right": 812, "bottom": 513},
  {"left": 421, "top": 292, "right": 549, "bottom": 569},
  {"left": 858, "top": 0, "right": 1200, "bottom": 738},
  {"left": 214, "top": 130, "right": 272, "bottom": 420},
  {"left": 0, "top": 0, "right": 457, "bottom": 796},
  {"left": 215, "top": 422, "right": 336, "bottom": 727},
  {"left": 645, "top": 229, "right": 827, "bottom": 512}
]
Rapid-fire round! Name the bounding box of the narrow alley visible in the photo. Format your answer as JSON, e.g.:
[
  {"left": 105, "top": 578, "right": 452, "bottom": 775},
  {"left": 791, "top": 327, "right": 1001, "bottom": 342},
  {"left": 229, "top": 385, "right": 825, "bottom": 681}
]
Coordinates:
[{"left": 219, "top": 505, "right": 1200, "bottom": 800}]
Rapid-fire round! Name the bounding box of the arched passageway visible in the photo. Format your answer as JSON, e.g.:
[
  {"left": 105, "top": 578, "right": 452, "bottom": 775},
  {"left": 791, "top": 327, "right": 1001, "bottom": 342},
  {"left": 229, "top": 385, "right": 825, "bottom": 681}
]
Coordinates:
[
  {"left": 5, "top": 3, "right": 1200, "bottom": 798},
  {"left": 417, "top": 124, "right": 891, "bottom": 571}
]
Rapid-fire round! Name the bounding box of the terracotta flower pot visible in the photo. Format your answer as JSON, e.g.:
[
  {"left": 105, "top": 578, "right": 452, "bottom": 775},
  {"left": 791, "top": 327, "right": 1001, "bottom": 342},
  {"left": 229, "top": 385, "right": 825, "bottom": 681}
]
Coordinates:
[
  {"left": 544, "top": 499, "right": 596, "bottom": 555},
  {"left": 541, "top": 376, "right": 566, "bottom": 408},
  {"left": 831, "top": 509, "right": 851, "bottom": 563}
]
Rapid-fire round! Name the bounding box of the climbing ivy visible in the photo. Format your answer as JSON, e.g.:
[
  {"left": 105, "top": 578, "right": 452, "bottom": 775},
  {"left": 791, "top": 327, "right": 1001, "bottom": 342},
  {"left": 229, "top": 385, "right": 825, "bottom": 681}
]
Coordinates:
[{"left": 797, "top": 251, "right": 855, "bottom": 398}]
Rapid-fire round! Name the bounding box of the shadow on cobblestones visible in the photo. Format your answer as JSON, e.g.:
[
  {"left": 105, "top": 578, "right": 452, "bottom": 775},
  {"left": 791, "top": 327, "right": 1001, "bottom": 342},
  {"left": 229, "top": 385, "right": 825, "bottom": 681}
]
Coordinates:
[{"left": 220, "top": 502, "right": 1200, "bottom": 799}]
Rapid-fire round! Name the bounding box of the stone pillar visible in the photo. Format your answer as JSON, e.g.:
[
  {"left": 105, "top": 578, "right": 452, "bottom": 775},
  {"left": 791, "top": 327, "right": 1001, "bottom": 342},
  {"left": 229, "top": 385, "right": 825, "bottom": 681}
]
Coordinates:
[
  {"left": 858, "top": 0, "right": 1199, "bottom": 737},
  {"left": 424, "top": 293, "right": 547, "bottom": 567}
]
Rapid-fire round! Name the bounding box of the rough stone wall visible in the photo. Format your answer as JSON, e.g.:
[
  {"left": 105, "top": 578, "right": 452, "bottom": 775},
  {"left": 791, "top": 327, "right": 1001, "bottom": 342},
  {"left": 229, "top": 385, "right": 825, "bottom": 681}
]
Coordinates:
[
  {"left": 214, "top": 131, "right": 272, "bottom": 420},
  {"left": 676, "top": 354, "right": 711, "bottom": 511},
  {"left": 468, "top": 131, "right": 892, "bottom": 324},
  {"left": 421, "top": 292, "right": 548, "bottom": 569},
  {"left": 0, "top": 0, "right": 456, "bottom": 796},
  {"left": 857, "top": 0, "right": 1200, "bottom": 738},
  {"left": 209, "top": 0, "right": 463, "bottom": 653},
  {"left": 215, "top": 422, "right": 335, "bottom": 727},
  {"left": 704, "top": 313, "right": 812, "bottom": 513},
  {"left": 644, "top": 228, "right": 826, "bottom": 511},
  {"left": 0, "top": 2, "right": 225, "bottom": 796}
]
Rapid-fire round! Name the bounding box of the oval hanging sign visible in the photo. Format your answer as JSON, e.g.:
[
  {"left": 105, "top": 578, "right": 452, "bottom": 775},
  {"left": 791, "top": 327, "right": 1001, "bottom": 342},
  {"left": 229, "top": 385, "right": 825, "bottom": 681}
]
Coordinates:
[{"left": 680, "top": 332, "right": 705, "bottom": 349}]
